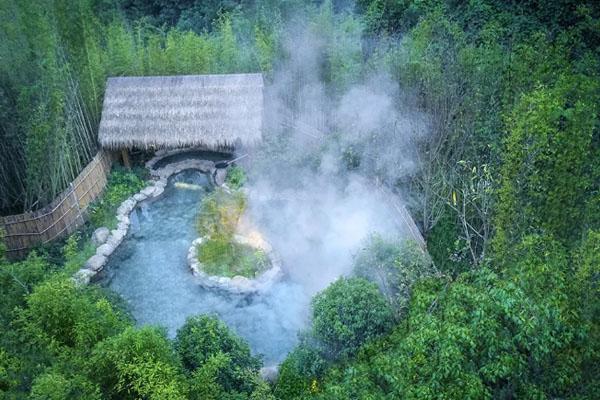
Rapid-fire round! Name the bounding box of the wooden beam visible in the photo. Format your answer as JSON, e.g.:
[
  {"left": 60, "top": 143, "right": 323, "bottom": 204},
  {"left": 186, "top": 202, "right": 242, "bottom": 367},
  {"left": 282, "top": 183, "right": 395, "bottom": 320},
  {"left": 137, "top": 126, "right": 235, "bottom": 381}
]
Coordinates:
[{"left": 121, "top": 149, "right": 131, "bottom": 169}]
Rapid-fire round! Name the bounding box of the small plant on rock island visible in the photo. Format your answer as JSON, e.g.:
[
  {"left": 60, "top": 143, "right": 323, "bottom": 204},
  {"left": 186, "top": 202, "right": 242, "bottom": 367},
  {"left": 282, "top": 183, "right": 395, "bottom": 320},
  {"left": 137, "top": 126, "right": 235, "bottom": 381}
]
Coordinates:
[
  {"left": 225, "top": 165, "right": 246, "bottom": 190},
  {"left": 195, "top": 188, "right": 269, "bottom": 278}
]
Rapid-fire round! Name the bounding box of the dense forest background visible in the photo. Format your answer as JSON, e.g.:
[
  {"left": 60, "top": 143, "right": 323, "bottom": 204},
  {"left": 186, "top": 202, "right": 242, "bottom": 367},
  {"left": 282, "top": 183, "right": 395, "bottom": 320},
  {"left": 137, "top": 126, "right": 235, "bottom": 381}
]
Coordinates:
[{"left": 1, "top": 0, "right": 599, "bottom": 399}]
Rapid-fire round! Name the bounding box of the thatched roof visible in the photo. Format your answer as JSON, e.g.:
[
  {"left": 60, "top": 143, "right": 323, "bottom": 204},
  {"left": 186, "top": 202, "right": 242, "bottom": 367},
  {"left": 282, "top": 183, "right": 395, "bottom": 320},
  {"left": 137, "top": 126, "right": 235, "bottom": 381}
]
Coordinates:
[{"left": 98, "top": 74, "right": 263, "bottom": 150}]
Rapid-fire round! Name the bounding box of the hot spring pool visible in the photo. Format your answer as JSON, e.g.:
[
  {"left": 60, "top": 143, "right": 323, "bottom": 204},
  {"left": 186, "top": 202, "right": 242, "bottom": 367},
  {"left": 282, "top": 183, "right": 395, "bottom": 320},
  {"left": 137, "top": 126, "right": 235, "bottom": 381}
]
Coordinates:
[{"left": 98, "top": 169, "right": 308, "bottom": 365}]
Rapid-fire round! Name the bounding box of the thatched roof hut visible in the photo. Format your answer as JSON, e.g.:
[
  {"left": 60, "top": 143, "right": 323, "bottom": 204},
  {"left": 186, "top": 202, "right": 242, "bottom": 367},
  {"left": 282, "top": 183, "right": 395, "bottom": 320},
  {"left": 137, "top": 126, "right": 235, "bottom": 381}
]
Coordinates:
[{"left": 98, "top": 74, "right": 264, "bottom": 151}]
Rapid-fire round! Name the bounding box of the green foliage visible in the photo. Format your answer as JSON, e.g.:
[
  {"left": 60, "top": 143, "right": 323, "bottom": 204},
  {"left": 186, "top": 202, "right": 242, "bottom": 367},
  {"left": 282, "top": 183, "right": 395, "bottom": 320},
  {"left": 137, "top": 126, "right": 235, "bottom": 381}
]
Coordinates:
[
  {"left": 311, "top": 277, "right": 394, "bottom": 359},
  {"left": 30, "top": 371, "right": 101, "bottom": 400},
  {"left": 310, "top": 233, "right": 599, "bottom": 398},
  {"left": 92, "top": 326, "right": 187, "bottom": 400},
  {"left": 195, "top": 187, "right": 268, "bottom": 278},
  {"left": 197, "top": 188, "right": 247, "bottom": 239},
  {"left": 274, "top": 342, "right": 327, "bottom": 399},
  {"left": 20, "top": 277, "right": 129, "bottom": 349},
  {"left": 89, "top": 166, "right": 146, "bottom": 229},
  {"left": 425, "top": 206, "right": 472, "bottom": 275},
  {"left": 198, "top": 239, "right": 269, "bottom": 278},
  {"left": 0, "top": 252, "right": 52, "bottom": 325},
  {"left": 174, "top": 315, "right": 262, "bottom": 395},
  {"left": 62, "top": 233, "right": 96, "bottom": 275},
  {"left": 495, "top": 74, "right": 599, "bottom": 251},
  {"left": 353, "top": 235, "right": 436, "bottom": 317},
  {"left": 226, "top": 165, "right": 247, "bottom": 190}
]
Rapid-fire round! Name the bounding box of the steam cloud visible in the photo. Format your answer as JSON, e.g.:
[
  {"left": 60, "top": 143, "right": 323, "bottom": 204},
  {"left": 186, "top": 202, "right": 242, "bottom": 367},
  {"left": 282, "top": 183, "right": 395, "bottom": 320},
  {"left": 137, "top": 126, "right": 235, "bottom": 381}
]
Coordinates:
[{"left": 244, "top": 18, "right": 430, "bottom": 294}]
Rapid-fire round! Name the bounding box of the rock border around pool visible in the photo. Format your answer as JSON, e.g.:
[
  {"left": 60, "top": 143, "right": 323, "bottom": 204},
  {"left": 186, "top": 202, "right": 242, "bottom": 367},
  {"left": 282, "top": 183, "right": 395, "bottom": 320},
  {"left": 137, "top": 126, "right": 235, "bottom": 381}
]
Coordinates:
[
  {"left": 73, "top": 156, "right": 217, "bottom": 286},
  {"left": 187, "top": 235, "right": 283, "bottom": 295}
]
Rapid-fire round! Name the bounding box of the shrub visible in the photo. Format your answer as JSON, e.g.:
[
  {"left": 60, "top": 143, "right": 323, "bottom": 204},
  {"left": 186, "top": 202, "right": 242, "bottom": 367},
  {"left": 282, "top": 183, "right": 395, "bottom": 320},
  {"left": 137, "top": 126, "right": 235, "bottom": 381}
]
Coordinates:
[
  {"left": 353, "top": 235, "right": 436, "bottom": 317},
  {"left": 30, "top": 371, "right": 101, "bottom": 400},
  {"left": 195, "top": 188, "right": 267, "bottom": 278},
  {"left": 21, "top": 277, "right": 129, "bottom": 349},
  {"left": 91, "top": 326, "right": 186, "bottom": 400},
  {"left": 311, "top": 277, "right": 394, "bottom": 359},
  {"left": 196, "top": 188, "right": 246, "bottom": 239},
  {"left": 89, "top": 166, "right": 146, "bottom": 229},
  {"left": 225, "top": 165, "right": 246, "bottom": 190},
  {"left": 174, "top": 315, "right": 261, "bottom": 393},
  {"left": 275, "top": 342, "right": 327, "bottom": 399},
  {"left": 197, "top": 239, "right": 269, "bottom": 278}
]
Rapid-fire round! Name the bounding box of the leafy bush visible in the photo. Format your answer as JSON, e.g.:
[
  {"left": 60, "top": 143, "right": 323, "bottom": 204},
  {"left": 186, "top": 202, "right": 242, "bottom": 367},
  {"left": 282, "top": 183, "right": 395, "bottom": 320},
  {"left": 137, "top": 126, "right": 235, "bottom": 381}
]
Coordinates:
[
  {"left": 62, "top": 233, "right": 96, "bottom": 274},
  {"left": 21, "top": 277, "right": 129, "bottom": 349},
  {"left": 353, "top": 235, "right": 436, "bottom": 317},
  {"left": 197, "top": 239, "right": 269, "bottom": 278},
  {"left": 196, "top": 188, "right": 268, "bottom": 278},
  {"left": 225, "top": 165, "right": 246, "bottom": 190},
  {"left": 174, "top": 315, "right": 261, "bottom": 394},
  {"left": 196, "top": 188, "right": 246, "bottom": 239},
  {"left": 311, "top": 277, "right": 394, "bottom": 359},
  {"left": 274, "top": 342, "right": 327, "bottom": 399},
  {"left": 91, "top": 327, "right": 186, "bottom": 400},
  {"left": 88, "top": 166, "right": 146, "bottom": 229},
  {"left": 30, "top": 371, "right": 101, "bottom": 400}
]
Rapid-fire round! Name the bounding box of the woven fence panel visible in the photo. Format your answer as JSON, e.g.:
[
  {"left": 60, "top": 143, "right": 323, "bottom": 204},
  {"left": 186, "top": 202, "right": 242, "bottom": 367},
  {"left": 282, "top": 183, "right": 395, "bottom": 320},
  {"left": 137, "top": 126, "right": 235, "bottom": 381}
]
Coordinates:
[{"left": 0, "top": 151, "right": 113, "bottom": 259}]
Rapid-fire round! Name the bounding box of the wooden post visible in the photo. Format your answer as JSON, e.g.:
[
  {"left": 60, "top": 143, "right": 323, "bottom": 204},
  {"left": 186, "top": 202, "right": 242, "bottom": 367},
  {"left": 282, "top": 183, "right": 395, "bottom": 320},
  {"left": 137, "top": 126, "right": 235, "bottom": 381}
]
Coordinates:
[{"left": 121, "top": 149, "right": 131, "bottom": 169}]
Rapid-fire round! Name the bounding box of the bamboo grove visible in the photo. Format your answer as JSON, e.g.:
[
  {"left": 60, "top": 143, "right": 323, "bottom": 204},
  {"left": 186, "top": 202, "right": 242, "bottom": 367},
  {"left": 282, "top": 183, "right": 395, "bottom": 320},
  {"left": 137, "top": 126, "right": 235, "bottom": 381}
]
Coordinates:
[{"left": 0, "top": 0, "right": 277, "bottom": 214}]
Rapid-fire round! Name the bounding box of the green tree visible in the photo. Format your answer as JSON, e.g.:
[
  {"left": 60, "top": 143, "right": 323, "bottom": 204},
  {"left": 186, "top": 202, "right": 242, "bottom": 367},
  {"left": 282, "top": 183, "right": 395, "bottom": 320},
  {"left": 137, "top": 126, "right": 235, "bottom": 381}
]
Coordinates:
[
  {"left": 495, "top": 74, "right": 599, "bottom": 252},
  {"left": 311, "top": 277, "right": 394, "bottom": 359},
  {"left": 91, "top": 326, "right": 187, "bottom": 400},
  {"left": 353, "top": 236, "right": 436, "bottom": 317},
  {"left": 30, "top": 370, "right": 101, "bottom": 400},
  {"left": 20, "top": 277, "right": 128, "bottom": 349},
  {"left": 174, "top": 315, "right": 261, "bottom": 394}
]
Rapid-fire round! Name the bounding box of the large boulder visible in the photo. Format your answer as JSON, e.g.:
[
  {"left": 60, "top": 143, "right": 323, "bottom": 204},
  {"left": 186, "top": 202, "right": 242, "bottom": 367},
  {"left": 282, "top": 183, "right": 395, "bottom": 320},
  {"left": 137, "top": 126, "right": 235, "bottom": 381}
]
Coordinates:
[
  {"left": 85, "top": 254, "right": 107, "bottom": 272},
  {"left": 72, "top": 268, "right": 96, "bottom": 286},
  {"left": 213, "top": 168, "right": 227, "bottom": 186},
  {"left": 91, "top": 227, "right": 110, "bottom": 245},
  {"left": 96, "top": 242, "right": 116, "bottom": 257}
]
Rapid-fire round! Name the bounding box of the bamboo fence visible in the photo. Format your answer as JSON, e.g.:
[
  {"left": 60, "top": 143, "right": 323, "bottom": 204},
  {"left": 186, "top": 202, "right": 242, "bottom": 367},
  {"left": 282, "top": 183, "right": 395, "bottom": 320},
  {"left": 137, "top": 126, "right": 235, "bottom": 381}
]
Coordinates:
[{"left": 1, "top": 151, "right": 113, "bottom": 259}]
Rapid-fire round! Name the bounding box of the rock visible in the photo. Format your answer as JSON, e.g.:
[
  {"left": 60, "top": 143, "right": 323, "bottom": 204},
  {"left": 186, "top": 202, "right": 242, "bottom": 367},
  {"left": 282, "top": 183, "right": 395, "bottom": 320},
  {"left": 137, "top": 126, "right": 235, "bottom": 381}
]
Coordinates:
[
  {"left": 110, "top": 228, "right": 127, "bottom": 243},
  {"left": 91, "top": 227, "right": 110, "bottom": 245},
  {"left": 134, "top": 193, "right": 147, "bottom": 202},
  {"left": 96, "top": 243, "right": 115, "bottom": 257},
  {"left": 85, "top": 254, "right": 107, "bottom": 272},
  {"left": 260, "top": 366, "right": 279, "bottom": 382},
  {"left": 214, "top": 168, "right": 227, "bottom": 186},
  {"left": 141, "top": 186, "right": 155, "bottom": 197},
  {"left": 231, "top": 275, "right": 254, "bottom": 292},
  {"left": 117, "top": 221, "right": 129, "bottom": 231},
  {"left": 152, "top": 186, "right": 164, "bottom": 197},
  {"left": 72, "top": 268, "right": 96, "bottom": 286}
]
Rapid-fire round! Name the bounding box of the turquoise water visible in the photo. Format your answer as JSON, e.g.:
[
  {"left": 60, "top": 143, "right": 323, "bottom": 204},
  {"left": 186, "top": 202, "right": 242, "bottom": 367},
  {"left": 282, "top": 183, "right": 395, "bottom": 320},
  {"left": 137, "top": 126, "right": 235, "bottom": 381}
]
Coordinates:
[{"left": 99, "top": 170, "right": 308, "bottom": 365}]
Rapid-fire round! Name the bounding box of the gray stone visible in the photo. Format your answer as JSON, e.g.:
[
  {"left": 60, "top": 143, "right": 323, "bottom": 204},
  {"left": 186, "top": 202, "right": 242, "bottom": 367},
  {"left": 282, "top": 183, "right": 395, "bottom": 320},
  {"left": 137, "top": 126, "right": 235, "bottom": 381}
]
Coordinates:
[
  {"left": 117, "top": 221, "right": 129, "bottom": 231},
  {"left": 214, "top": 168, "right": 227, "bottom": 186},
  {"left": 73, "top": 268, "right": 96, "bottom": 286},
  {"left": 110, "top": 228, "right": 126, "bottom": 243},
  {"left": 134, "top": 192, "right": 147, "bottom": 202},
  {"left": 152, "top": 186, "right": 164, "bottom": 197},
  {"left": 96, "top": 243, "right": 115, "bottom": 257},
  {"left": 85, "top": 254, "right": 107, "bottom": 272},
  {"left": 231, "top": 275, "right": 254, "bottom": 292},
  {"left": 91, "top": 227, "right": 110, "bottom": 245},
  {"left": 141, "top": 186, "right": 156, "bottom": 197}
]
